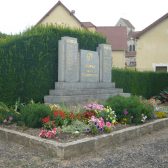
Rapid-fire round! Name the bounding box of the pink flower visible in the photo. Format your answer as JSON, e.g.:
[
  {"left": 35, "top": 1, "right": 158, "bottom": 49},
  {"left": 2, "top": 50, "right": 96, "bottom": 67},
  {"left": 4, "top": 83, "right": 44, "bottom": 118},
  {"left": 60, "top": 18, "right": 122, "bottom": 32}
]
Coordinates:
[
  {"left": 3, "top": 119, "right": 7, "bottom": 124},
  {"left": 90, "top": 116, "right": 97, "bottom": 122},
  {"left": 52, "top": 128, "right": 57, "bottom": 135},
  {"left": 98, "top": 117, "right": 105, "bottom": 128},
  {"left": 8, "top": 116, "right": 13, "bottom": 121},
  {"left": 123, "top": 109, "right": 128, "bottom": 115},
  {"left": 84, "top": 103, "right": 104, "bottom": 111},
  {"left": 106, "top": 122, "right": 111, "bottom": 128},
  {"left": 39, "top": 129, "right": 47, "bottom": 138},
  {"left": 46, "top": 131, "right": 54, "bottom": 139},
  {"left": 39, "top": 128, "right": 57, "bottom": 139}
]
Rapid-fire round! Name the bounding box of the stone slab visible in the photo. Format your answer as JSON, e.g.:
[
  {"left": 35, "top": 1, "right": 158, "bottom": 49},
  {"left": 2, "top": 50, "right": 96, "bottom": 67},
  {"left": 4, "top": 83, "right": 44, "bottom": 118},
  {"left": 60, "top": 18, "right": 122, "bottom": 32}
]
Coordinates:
[
  {"left": 58, "top": 37, "right": 79, "bottom": 82},
  {"left": 49, "top": 88, "right": 123, "bottom": 96},
  {"left": 98, "top": 44, "right": 112, "bottom": 82},
  {"left": 80, "top": 50, "right": 99, "bottom": 82},
  {"left": 55, "top": 82, "right": 115, "bottom": 89}
]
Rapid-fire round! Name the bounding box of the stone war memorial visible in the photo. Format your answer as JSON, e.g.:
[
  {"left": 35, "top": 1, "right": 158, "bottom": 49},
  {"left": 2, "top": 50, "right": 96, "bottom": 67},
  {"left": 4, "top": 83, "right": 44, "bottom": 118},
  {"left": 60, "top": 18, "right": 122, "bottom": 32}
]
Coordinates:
[{"left": 44, "top": 36, "right": 127, "bottom": 104}]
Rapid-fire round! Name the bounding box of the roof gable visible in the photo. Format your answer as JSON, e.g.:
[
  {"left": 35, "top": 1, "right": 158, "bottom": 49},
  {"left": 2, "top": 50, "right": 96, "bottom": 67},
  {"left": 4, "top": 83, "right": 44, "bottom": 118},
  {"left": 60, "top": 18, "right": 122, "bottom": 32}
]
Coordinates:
[
  {"left": 81, "top": 22, "right": 96, "bottom": 28},
  {"left": 96, "top": 26, "right": 127, "bottom": 51},
  {"left": 36, "top": 1, "right": 85, "bottom": 28},
  {"left": 136, "top": 13, "right": 168, "bottom": 38},
  {"left": 117, "top": 18, "right": 135, "bottom": 29}
]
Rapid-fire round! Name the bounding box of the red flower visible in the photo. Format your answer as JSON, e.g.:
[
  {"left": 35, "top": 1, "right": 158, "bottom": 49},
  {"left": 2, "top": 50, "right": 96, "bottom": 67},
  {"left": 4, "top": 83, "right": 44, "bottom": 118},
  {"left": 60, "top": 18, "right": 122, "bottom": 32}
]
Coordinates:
[
  {"left": 83, "top": 111, "right": 96, "bottom": 119},
  {"left": 42, "top": 116, "right": 50, "bottom": 123},
  {"left": 54, "top": 110, "right": 66, "bottom": 119},
  {"left": 69, "top": 112, "right": 75, "bottom": 120},
  {"left": 76, "top": 113, "right": 82, "bottom": 120}
]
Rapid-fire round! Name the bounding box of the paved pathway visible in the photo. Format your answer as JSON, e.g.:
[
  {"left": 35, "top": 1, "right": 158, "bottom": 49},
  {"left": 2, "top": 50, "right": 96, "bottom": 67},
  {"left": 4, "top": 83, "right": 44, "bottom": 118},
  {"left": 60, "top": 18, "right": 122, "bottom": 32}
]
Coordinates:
[{"left": 1, "top": 127, "right": 168, "bottom": 168}]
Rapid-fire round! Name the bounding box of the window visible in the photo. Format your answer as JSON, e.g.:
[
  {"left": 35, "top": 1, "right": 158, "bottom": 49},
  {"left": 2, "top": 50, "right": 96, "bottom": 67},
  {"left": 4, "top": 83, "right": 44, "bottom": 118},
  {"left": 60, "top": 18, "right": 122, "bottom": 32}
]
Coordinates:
[
  {"left": 133, "top": 45, "right": 135, "bottom": 51},
  {"left": 129, "top": 45, "right": 132, "bottom": 51},
  {"left": 155, "top": 66, "right": 167, "bottom": 72}
]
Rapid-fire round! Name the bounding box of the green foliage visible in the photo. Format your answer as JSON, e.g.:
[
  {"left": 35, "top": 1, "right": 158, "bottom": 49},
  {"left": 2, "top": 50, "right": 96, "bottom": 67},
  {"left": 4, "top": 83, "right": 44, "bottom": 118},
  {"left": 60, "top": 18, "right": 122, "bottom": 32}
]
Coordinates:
[
  {"left": 155, "top": 88, "right": 168, "bottom": 103},
  {"left": 0, "top": 32, "right": 8, "bottom": 38},
  {"left": 20, "top": 103, "right": 52, "bottom": 128},
  {"left": 112, "top": 68, "right": 168, "bottom": 98},
  {"left": 0, "top": 102, "right": 18, "bottom": 124},
  {"left": 0, "top": 25, "right": 106, "bottom": 104},
  {"left": 104, "top": 96, "right": 154, "bottom": 124},
  {"left": 62, "top": 120, "right": 89, "bottom": 134}
]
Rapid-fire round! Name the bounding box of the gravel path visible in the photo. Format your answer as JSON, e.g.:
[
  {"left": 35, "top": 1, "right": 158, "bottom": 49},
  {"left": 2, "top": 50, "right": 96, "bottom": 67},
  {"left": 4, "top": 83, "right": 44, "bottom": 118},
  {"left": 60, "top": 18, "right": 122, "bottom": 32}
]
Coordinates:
[{"left": 1, "top": 128, "right": 168, "bottom": 168}]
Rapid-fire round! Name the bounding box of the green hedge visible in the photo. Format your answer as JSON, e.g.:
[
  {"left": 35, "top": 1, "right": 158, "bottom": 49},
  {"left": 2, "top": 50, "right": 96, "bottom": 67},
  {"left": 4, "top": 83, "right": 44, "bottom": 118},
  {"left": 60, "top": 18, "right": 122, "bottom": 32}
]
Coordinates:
[
  {"left": 0, "top": 25, "right": 106, "bottom": 104},
  {"left": 112, "top": 69, "right": 168, "bottom": 98}
]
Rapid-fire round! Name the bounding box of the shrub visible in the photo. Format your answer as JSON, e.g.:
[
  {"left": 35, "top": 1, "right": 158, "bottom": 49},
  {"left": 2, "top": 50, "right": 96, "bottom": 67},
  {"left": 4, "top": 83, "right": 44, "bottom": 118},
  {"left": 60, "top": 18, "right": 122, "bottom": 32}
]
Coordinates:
[
  {"left": 155, "top": 88, "right": 168, "bottom": 104},
  {"left": 112, "top": 68, "right": 168, "bottom": 99},
  {"left": 104, "top": 96, "right": 154, "bottom": 124},
  {"left": 20, "top": 103, "right": 52, "bottom": 128},
  {"left": 0, "top": 102, "right": 17, "bottom": 124},
  {"left": 0, "top": 25, "right": 106, "bottom": 104}
]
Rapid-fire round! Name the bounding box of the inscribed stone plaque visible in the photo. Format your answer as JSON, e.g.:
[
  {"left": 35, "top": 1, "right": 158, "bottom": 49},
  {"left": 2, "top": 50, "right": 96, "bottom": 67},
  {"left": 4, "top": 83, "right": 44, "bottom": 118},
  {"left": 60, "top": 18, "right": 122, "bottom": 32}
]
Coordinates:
[
  {"left": 58, "top": 37, "right": 79, "bottom": 82},
  {"left": 98, "top": 44, "right": 112, "bottom": 82},
  {"left": 80, "top": 50, "right": 99, "bottom": 82}
]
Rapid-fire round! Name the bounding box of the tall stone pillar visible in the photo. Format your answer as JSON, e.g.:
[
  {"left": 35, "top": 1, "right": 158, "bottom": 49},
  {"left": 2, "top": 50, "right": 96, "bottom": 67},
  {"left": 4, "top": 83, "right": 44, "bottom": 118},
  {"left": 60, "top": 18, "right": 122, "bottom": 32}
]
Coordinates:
[
  {"left": 58, "top": 37, "right": 79, "bottom": 82},
  {"left": 98, "top": 44, "right": 112, "bottom": 83}
]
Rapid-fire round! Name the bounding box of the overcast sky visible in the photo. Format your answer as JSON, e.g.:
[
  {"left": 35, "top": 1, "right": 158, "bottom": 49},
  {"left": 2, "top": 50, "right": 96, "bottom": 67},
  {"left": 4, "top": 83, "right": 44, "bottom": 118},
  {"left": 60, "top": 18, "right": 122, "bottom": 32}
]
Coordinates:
[{"left": 0, "top": 0, "right": 167, "bottom": 34}]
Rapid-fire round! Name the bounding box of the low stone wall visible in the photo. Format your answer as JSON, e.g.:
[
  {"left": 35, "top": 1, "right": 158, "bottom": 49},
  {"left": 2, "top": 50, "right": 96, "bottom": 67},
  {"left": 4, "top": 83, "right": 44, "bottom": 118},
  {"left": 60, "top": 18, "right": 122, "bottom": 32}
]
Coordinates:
[{"left": 1, "top": 118, "right": 168, "bottom": 159}]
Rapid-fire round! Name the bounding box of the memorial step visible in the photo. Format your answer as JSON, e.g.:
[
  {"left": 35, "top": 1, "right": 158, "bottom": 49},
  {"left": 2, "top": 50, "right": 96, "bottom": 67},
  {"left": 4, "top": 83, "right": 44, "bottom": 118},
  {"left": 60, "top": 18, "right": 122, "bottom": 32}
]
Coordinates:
[
  {"left": 55, "top": 82, "right": 115, "bottom": 89},
  {"left": 49, "top": 88, "right": 123, "bottom": 96},
  {"left": 44, "top": 92, "right": 124, "bottom": 104}
]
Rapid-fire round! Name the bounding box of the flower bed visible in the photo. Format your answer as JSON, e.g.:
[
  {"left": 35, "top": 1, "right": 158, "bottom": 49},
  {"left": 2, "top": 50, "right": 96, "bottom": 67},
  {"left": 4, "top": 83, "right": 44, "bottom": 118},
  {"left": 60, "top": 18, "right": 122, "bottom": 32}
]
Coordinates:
[{"left": 0, "top": 96, "right": 166, "bottom": 142}]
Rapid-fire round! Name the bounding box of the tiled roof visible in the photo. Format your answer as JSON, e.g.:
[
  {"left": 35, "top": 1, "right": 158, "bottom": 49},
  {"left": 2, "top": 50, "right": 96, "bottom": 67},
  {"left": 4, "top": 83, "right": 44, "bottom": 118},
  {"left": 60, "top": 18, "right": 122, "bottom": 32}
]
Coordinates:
[
  {"left": 128, "top": 31, "right": 140, "bottom": 39},
  {"left": 135, "top": 12, "right": 168, "bottom": 38},
  {"left": 36, "top": 1, "right": 86, "bottom": 28},
  {"left": 96, "top": 26, "right": 127, "bottom": 51},
  {"left": 81, "top": 22, "right": 96, "bottom": 28},
  {"left": 120, "top": 18, "right": 135, "bottom": 29}
]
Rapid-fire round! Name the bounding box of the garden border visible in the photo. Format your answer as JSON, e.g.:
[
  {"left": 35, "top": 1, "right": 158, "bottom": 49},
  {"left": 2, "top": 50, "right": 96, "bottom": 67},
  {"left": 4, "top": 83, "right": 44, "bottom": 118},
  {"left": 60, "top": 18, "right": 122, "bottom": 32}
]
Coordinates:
[{"left": 1, "top": 118, "right": 168, "bottom": 159}]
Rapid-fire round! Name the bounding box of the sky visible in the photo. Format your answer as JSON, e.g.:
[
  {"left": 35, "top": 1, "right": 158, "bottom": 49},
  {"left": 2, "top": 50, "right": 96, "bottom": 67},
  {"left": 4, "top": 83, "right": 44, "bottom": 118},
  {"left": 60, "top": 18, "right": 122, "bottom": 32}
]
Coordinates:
[{"left": 0, "top": 0, "right": 167, "bottom": 34}]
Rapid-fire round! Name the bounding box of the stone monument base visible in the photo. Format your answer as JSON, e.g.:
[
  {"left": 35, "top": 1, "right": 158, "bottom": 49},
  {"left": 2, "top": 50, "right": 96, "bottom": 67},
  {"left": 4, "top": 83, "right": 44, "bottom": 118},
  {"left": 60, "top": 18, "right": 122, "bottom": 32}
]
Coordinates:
[{"left": 44, "top": 82, "right": 130, "bottom": 104}]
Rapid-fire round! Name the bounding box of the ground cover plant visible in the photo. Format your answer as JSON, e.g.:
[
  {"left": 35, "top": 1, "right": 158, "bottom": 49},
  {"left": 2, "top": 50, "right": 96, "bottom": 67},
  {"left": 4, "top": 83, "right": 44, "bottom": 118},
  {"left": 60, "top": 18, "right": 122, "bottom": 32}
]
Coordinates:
[
  {"left": 155, "top": 88, "right": 168, "bottom": 104},
  {"left": 0, "top": 95, "right": 165, "bottom": 142}
]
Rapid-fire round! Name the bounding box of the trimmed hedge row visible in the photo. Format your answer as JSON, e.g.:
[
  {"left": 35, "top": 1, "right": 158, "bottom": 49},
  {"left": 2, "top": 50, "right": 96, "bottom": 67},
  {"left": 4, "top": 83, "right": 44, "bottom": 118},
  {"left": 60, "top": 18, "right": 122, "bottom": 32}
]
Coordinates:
[
  {"left": 0, "top": 25, "right": 106, "bottom": 104},
  {"left": 112, "top": 68, "right": 168, "bottom": 98}
]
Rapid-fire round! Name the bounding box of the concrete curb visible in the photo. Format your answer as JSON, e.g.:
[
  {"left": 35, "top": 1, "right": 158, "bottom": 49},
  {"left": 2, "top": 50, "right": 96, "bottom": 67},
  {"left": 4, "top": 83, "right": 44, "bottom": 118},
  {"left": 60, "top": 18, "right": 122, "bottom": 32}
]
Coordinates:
[{"left": 1, "top": 118, "right": 168, "bottom": 159}]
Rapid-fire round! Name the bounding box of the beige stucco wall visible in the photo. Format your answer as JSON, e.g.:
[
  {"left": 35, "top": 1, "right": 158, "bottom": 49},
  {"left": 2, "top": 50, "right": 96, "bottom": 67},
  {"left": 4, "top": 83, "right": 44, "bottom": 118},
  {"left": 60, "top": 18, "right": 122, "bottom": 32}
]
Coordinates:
[
  {"left": 87, "top": 27, "right": 96, "bottom": 32},
  {"left": 136, "top": 18, "right": 168, "bottom": 71},
  {"left": 112, "top": 51, "right": 125, "bottom": 68},
  {"left": 39, "top": 5, "right": 83, "bottom": 29}
]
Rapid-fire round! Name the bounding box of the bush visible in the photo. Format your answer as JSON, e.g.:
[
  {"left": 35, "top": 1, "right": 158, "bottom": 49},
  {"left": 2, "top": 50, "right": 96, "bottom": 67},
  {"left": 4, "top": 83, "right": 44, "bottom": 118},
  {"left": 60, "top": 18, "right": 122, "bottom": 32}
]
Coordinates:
[
  {"left": 155, "top": 88, "right": 168, "bottom": 103},
  {"left": 20, "top": 103, "right": 52, "bottom": 128},
  {"left": 0, "top": 25, "right": 106, "bottom": 104},
  {"left": 104, "top": 96, "right": 154, "bottom": 124},
  {"left": 0, "top": 102, "right": 17, "bottom": 124},
  {"left": 112, "top": 68, "right": 168, "bottom": 98}
]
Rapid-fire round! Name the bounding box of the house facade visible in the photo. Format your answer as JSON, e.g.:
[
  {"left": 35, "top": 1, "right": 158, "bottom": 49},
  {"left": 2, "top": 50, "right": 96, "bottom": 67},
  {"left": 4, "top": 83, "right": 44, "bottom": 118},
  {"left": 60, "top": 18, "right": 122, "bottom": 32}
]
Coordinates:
[
  {"left": 96, "top": 27, "right": 127, "bottom": 68},
  {"left": 116, "top": 18, "right": 137, "bottom": 67},
  {"left": 36, "top": 1, "right": 85, "bottom": 29},
  {"left": 135, "top": 13, "right": 168, "bottom": 72},
  {"left": 36, "top": 1, "right": 136, "bottom": 69}
]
